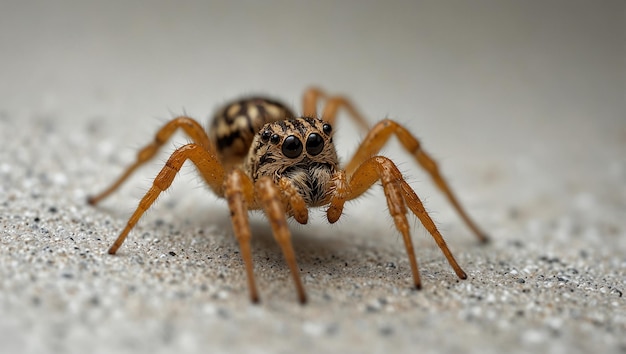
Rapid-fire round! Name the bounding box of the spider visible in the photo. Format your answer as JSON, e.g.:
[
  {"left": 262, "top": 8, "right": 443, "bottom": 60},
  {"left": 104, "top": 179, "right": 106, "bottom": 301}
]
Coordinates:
[{"left": 88, "top": 87, "right": 488, "bottom": 304}]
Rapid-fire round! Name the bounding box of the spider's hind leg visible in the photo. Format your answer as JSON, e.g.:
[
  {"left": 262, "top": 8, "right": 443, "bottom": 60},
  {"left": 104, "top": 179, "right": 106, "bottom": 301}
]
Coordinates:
[{"left": 302, "top": 87, "right": 370, "bottom": 131}]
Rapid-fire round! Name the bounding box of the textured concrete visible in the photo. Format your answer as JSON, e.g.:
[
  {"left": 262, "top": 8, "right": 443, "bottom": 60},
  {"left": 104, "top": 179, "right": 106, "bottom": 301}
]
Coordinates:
[{"left": 1, "top": 1, "right": 624, "bottom": 353}]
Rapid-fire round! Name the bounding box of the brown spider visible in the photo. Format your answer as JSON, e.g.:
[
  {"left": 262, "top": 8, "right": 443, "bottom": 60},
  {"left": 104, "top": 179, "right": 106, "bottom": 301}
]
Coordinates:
[{"left": 88, "top": 87, "right": 488, "bottom": 304}]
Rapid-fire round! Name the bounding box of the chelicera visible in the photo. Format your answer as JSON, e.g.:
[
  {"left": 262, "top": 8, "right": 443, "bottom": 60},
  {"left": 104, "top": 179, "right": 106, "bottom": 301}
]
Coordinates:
[{"left": 88, "top": 87, "right": 488, "bottom": 304}]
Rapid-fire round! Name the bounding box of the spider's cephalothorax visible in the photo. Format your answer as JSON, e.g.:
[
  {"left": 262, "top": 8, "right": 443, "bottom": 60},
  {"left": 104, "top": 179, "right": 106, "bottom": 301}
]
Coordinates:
[
  {"left": 244, "top": 117, "right": 338, "bottom": 207},
  {"left": 89, "top": 87, "right": 489, "bottom": 304},
  {"left": 208, "top": 97, "right": 295, "bottom": 167}
]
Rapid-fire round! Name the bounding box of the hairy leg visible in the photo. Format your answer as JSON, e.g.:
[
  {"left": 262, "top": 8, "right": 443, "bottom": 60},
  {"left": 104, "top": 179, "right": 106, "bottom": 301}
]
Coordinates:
[
  {"left": 302, "top": 87, "right": 370, "bottom": 131},
  {"left": 224, "top": 169, "right": 260, "bottom": 303},
  {"left": 107, "top": 143, "right": 225, "bottom": 254},
  {"left": 328, "top": 156, "right": 467, "bottom": 288},
  {"left": 88, "top": 117, "right": 214, "bottom": 205},
  {"left": 256, "top": 177, "right": 307, "bottom": 304},
  {"left": 343, "top": 119, "right": 488, "bottom": 243}
]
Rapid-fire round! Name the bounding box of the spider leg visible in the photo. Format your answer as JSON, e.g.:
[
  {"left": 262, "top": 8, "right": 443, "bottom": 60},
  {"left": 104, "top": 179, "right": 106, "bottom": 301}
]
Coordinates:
[
  {"left": 107, "top": 143, "right": 225, "bottom": 254},
  {"left": 255, "top": 177, "right": 307, "bottom": 304},
  {"left": 302, "top": 87, "right": 370, "bottom": 131},
  {"left": 224, "top": 169, "right": 260, "bottom": 303},
  {"left": 329, "top": 156, "right": 467, "bottom": 289},
  {"left": 344, "top": 119, "right": 489, "bottom": 243},
  {"left": 88, "top": 117, "right": 213, "bottom": 205}
]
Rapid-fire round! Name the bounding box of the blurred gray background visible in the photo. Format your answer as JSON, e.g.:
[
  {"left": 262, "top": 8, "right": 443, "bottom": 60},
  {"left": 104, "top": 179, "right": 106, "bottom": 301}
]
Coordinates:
[
  {"left": 2, "top": 0, "right": 623, "bottom": 149},
  {"left": 1, "top": 1, "right": 624, "bottom": 354}
]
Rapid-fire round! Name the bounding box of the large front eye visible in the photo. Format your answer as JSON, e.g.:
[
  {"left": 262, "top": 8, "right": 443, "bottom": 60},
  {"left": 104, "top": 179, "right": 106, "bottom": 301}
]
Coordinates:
[
  {"left": 281, "top": 135, "right": 303, "bottom": 158},
  {"left": 306, "top": 133, "right": 324, "bottom": 156}
]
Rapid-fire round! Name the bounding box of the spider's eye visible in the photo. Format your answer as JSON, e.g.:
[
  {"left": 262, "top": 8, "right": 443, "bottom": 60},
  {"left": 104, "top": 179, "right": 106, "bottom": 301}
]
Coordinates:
[
  {"left": 305, "top": 133, "right": 324, "bottom": 156},
  {"left": 322, "top": 123, "right": 332, "bottom": 135},
  {"left": 261, "top": 130, "right": 272, "bottom": 142},
  {"left": 270, "top": 134, "right": 280, "bottom": 144},
  {"left": 281, "top": 135, "right": 303, "bottom": 158}
]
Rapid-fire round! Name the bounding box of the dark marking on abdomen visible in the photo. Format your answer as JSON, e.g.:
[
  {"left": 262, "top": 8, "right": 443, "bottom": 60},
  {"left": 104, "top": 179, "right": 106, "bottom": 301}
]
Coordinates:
[{"left": 208, "top": 97, "right": 295, "bottom": 164}]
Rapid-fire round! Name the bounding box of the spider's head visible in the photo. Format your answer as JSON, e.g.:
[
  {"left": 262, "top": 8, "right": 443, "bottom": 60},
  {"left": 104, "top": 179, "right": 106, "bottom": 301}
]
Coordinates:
[
  {"left": 245, "top": 117, "right": 339, "bottom": 205},
  {"left": 246, "top": 116, "right": 338, "bottom": 176}
]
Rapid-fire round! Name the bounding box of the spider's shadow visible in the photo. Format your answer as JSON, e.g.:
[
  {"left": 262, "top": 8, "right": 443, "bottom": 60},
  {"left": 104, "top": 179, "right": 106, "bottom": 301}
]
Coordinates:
[
  {"left": 259, "top": 216, "right": 346, "bottom": 248},
  {"left": 95, "top": 196, "right": 359, "bottom": 265},
  {"left": 96, "top": 193, "right": 396, "bottom": 278},
  {"left": 192, "top": 205, "right": 367, "bottom": 272}
]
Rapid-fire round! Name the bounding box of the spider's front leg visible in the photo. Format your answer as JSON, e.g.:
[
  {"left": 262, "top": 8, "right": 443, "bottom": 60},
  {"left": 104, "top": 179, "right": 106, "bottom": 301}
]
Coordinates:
[
  {"left": 224, "top": 169, "right": 260, "bottom": 303},
  {"left": 255, "top": 177, "right": 307, "bottom": 304},
  {"left": 328, "top": 156, "right": 467, "bottom": 289},
  {"left": 225, "top": 174, "right": 308, "bottom": 304},
  {"left": 88, "top": 117, "right": 213, "bottom": 205},
  {"left": 344, "top": 119, "right": 489, "bottom": 243},
  {"left": 107, "top": 143, "right": 224, "bottom": 254}
]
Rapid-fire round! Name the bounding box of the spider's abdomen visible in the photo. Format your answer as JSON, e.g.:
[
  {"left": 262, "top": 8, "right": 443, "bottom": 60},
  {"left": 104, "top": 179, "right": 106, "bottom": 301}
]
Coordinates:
[{"left": 209, "top": 97, "right": 295, "bottom": 165}]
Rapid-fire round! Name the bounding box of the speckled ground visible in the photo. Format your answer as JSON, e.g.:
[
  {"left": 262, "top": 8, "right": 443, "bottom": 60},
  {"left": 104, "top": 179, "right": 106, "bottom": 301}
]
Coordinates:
[{"left": 1, "top": 1, "right": 624, "bottom": 354}]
